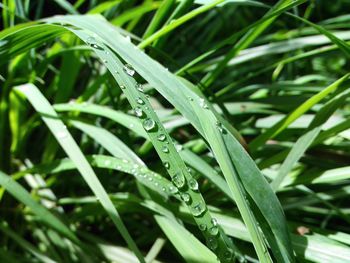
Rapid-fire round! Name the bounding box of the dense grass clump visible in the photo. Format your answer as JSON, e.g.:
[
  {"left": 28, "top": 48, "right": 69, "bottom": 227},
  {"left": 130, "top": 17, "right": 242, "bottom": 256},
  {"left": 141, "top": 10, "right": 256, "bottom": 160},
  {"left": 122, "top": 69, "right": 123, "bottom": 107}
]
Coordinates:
[{"left": 1, "top": 1, "right": 350, "bottom": 262}]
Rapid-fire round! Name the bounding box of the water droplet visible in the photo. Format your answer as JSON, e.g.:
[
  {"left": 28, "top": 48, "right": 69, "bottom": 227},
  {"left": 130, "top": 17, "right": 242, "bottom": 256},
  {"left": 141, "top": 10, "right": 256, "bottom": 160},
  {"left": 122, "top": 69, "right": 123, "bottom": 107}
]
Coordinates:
[
  {"left": 215, "top": 121, "right": 225, "bottom": 133},
  {"left": 161, "top": 145, "right": 169, "bottom": 153},
  {"left": 209, "top": 226, "right": 219, "bottom": 236},
  {"left": 103, "top": 59, "right": 107, "bottom": 63},
  {"left": 168, "top": 184, "right": 178, "bottom": 194},
  {"left": 224, "top": 249, "right": 233, "bottom": 261},
  {"left": 123, "top": 64, "right": 135, "bottom": 76},
  {"left": 207, "top": 237, "right": 218, "bottom": 250},
  {"left": 86, "top": 37, "right": 102, "bottom": 49},
  {"left": 122, "top": 159, "right": 129, "bottom": 163},
  {"left": 143, "top": 118, "right": 156, "bottom": 131},
  {"left": 188, "top": 96, "right": 193, "bottom": 101},
  {"left": 157, "top": 134, "right": 166, "bottom": 142},
  {"left": 131, "top": 168, "right": 136, "bottom": 174},
  {"left": 136, "top": 97, "right": 144, "bottom": 105},
  {"left": 172, "top": 172, "right": 185, "bottom": 188},
  {"left": 134, "top": 107, "right": 144, "bottom": 117},
  {"left": 104, "top": 160, "right": 111, "bottom": 166},
  {"left": 129, "top": 124, "right": 134, "bottom": 128},
  {"left": 105, "top": 50, "right": 110, "bottom": 55},
  {"left": 57, "top": 131, "right": 68, "bottom": 139},
  {"left": 164, "top": 162, "right": 170, "bottom": 169},
  {"left": 191, "top": 201, "right": 206, "bottom": 217},
  {"left": 175, "top": 144, "right": 183, "bottom": 152},
  {"left": 136, "top": 83, "right": 144, "bottom": 93},
  {"left": 211, "top": 218, "right": 218, "bottom": 226},
  {"left": 148, "top": 177, "right": 153, "bottom": 181},
  {"left": 188, "top": 179, "right": 199, "bottom": 191},
  {"left": 116, "top": 165, "right": 122, "bottom": 170},
  {"left": 125, "top": 35, "right": 131, "bottom": 42},
  {"left": 238, "top": 255, "right": 246, "bottom": 263},
  {"left": 199, "top": 224, "right": 207, "bottom": 231},
  {"left": 181, "top": 193, "right": 191, "bottom": 203},
  {"left": 199, "top": 98, "right": 209, "bottom": 109}
]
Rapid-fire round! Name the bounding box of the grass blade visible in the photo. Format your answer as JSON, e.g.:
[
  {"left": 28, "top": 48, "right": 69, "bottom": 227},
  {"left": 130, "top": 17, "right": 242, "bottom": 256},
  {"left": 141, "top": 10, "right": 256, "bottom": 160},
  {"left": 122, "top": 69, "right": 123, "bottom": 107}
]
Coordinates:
[{"left": 15, "top": 84, "right": 145, "bottom": 263}]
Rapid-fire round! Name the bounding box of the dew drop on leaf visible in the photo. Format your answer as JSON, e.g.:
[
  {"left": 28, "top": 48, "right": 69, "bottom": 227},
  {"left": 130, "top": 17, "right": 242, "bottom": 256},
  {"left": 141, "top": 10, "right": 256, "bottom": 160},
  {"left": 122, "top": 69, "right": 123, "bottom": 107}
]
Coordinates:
[
  {"left": 86, "top": 37, "right": 102, "bottom": 50},
  {"left": 157, "top": 134, "right": 166, "bottom": 141},
  {"left": 164, "top": 162, "right": 170, "bottom": 169},
  {"left": 224, "top": 249, "right": 233, "bottom": 261},
  {"left": 136, "top": 83, "right": 144, "bottom": 93},
  {"left": 207, "top": 237, "right": 218, "bottom": 250},
  {"left": 123, "top": 64, "right": 135, "bottom": 76},
  {"left": 56, "top": 131, "right": 68, "bottom": 139},
  {"left": 143, "top": 118, "right": 156, "bottom": 131},
  {"left": 161, "top": 145, "right": 169, "bottom": 153},
  {"left": 215, "top": 121, "right": 224, "bottom": 132},
  {"left": 191, "top": 201, "right": 206, "bottom": 217},
  {"left": 181, "top": 193, "right": 191, "bottom": 203},
  {"left": 168, "top": 184, "right": 178, "bottom": 194},
  {"left": 199, "top": 98, "right": 209, "bottom": 109},
  {"left": 134, "top": 107, "right": 144, "bottom": 117},
  {"left": 188, "top": 178, "right": 199, "bottom": 191},
  {"left": 209, "top": 226, "right": 219, "bottom": 236},
  {"left": 175, "top": 144, "right": 183, "bottom": 152},
  {"left": 172, "top": 172, "right": 185, "bottom": 188},
  {"left": 199, "top": 224, "right": 207, "bottom": 231}
]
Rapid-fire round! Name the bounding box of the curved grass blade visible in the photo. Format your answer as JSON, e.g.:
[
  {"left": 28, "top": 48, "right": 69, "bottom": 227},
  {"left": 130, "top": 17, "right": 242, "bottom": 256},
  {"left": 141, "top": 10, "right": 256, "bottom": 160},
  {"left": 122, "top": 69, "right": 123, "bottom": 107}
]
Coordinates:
[
  {"left": 46, "top": 15, "right": 293, "bottom": 262},
  {"left": 271, "top": 87, "right": 350, "bottom": 191},
  {"left": 201, "top": 0, "right": 304, "bottom": 87},
  {"left": 0, "top": 221, "right": 56, "bottom": 263},
  {"left": 69, "top": 32, "right": 241, "bottom": 262},
  {"left": 55, "top": 102, "right": 231, "bottom": 197},
  {"left": 1, "top": 16, "right": 294, "bottom": 262},
  {"left": 16, "top": 154, "right": 174, "bottom": 200},
  {"left": 0, "top": 170, "right": 79, "bottom": 244},
  {"left": 70, "top": 120, "right": 144, "bottom": 165},
  {"left": 14, "top": 84, "right": 145, "bottom": 263},
  {"left": 155, "top": 215, "right": 217, "bottom": 262},
  {"left": 250, "top": 73, "right": 350, "bottom": 150}
]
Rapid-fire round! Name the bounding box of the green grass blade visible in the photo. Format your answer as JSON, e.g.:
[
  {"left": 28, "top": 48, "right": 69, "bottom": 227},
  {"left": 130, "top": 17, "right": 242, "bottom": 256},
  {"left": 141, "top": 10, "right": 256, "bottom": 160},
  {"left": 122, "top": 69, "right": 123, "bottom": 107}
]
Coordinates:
[
  {"left": 155, "top": 215, "right": 217, "bottom": 262},
  {"left": 70, "top": 120, "right": 144, "bottom": 165},
  {"left": 138, "top": 0, "right": 225, "bottom": 48},
  {"left": 0, "top": 170, "right": 79, "bottom": 243},
  {"left": 271, "top": 87, "right": 350, "bottom": 191},
  {"left": 250, "top": 73, "right": 350, "bottom": 150},
  {"left": 15, "top": 84, "right": 145, "bottom": 263}
]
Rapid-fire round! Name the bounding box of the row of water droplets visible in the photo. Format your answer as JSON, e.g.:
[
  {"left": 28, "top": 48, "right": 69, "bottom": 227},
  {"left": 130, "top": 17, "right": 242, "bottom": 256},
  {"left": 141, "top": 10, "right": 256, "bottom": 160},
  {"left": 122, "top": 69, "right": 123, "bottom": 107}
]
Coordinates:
[
  {"left": 86, "top": 35, "right": 238, "bottom": 261},
  {"left": 99, "top": 156, "right": 174, "bottom": 197},
  {"left": 121, "top": 63, "right": 234, "bottom": 259}
]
